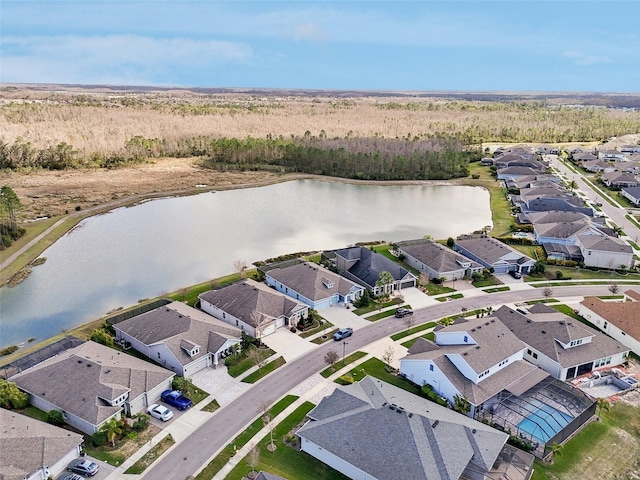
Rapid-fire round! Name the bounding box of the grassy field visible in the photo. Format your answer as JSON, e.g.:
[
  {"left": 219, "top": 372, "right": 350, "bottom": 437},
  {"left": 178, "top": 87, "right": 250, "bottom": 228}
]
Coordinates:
[
  {"left": 390, "top": 321, "right": 437, "bottom": 341},
  {"left": 226, "top": 347, "right": 276, "bottom": 378},
  {"left": 242, "top": 357, "right": 286, "bottom": 383},
  {"left": 124, "top": 435, "right": 175, "bottom": 474},
  {"left": 532, "top": 401, "right": 640, "bottom": 480},
  {"left": 320, "top": 351, "right": 367, "bottom": 377}
]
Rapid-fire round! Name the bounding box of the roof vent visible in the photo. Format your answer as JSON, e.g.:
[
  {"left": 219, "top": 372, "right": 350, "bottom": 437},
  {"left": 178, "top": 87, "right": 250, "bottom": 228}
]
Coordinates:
[
  {"left": 475, "top": 346, "right": 480, "bottom": 349},
  {"left": 408, "top": 413, "right": 413, "bottom": 418},
  {"left": 485, "top": 322, "right": 490, "bottom": 326},
  {"left": 87, "top": 364, "right": 92, "bottom": 367},
  {"left": 490, "top": 319, "right": 495, "bottom": 323},
  {"left": 477, "top": 326, "right": 482, "bottom": 329},
  {"left": 471, "top": 328, "right": 476, "bottom": 332},
  {"left": 432, "top": 420, "right": 439, "bottom": 428},
  {"left": 526, "top": 319, "right": 532, "bottom": 323},
  {"left": 567, "top": 322, "right": 572, "bottom": 326},
  {"left": 559, "top": 321, "right": 565, "bottom": 325},
  {"left": 541, "top": 330, "right": 546, "bottom": 334},
  {"left": 389, "top": 404, "right": 396, "bottom": 411},
  {"left": 463, "top": 352, "right": 468, "bottom": 356}
]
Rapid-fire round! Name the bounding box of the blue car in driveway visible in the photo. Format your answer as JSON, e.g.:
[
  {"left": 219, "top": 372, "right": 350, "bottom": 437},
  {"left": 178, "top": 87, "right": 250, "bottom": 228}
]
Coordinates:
[{"left": 161, "top": 390, "right": 193, "bottom": 410}]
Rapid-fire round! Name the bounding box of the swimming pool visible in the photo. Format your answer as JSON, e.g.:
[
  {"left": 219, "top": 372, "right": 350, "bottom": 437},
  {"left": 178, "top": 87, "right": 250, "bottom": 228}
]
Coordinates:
[{"left": 516, "top": 402, "right": 573, "bottom": 442}]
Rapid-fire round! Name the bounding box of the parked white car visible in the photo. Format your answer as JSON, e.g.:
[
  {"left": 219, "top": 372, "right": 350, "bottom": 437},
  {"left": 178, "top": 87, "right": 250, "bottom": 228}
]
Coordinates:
[{"left": 148, "top": 403, "right": 174, "bottom": 422}]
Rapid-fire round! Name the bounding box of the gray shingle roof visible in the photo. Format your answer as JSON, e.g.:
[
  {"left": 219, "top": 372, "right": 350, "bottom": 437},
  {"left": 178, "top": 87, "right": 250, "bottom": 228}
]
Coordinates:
[
  {"left": 0, "top": 409, "right": 83, "bottom": 480},
  {"left": 11, "top": 341, "right": 174, "bottom": 427},
  {"left": 577, "top": 234, "right": 632, "bottom": 253},
  {"left": 297, "top": 377, "right": 507, "bottom": 480},
  {"left": 114, "top": 302, "right": 241, "bottom": 366},
  {"left": 493, "top": 306, "right": 629, "bottom": 368},
  {"left": 332, "top": 246, "right": 415, "bottom": 288},
  {"left": 455, "top": 237, "right": 533, "bottom": 267},
  {"left": 266, "top": 262, "right": 362, "bottom": 301},
  {"left": 396, "top": 239, "right": 481, "bottom": 275},
  {"left": 199, "top": 280, "right": 308, "bottom": 325}
]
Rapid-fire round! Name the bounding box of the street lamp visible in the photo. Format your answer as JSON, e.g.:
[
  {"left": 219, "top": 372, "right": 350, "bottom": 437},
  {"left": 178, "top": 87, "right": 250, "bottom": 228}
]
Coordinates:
[{"left": 342, "top": 341, "right": 349, "bottom": 367}]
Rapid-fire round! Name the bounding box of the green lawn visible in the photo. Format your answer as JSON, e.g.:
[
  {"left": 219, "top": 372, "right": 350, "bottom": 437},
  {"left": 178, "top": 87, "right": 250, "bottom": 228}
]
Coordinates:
[
  {"left": 226, "top": 347, "right": 276, "bottom": 377},
  {"left": 436, "top": 293, "right": 464, "bottom": 302},
  {"left": 421, "top": 282, "right": 455, "bottom": 295},
  {"left": 390, "top": 321, "right": 437, "bottom": 341},
  {"left": 320, "top": 351, "right": 367, "bottom": 377},
  {"left": 532, "top": 402, "right": 640, "bottom": 480},
  {"left": 242, "top": 357, "right": 286, "bottom": 383},
  {"left": 365, "top": 308, "right": 402, "bottom": 321},
  {"left": 352, "top": 296, "right": 403, "bottom": 316},
  {"left": 472, "top": 276, "right": 502, "bottom": 287},
  {"left": 340, "top": 357, "right": 423, "bottom": 396},
  {"left": 311, "top": 329, "right": 339, "bottom": 344},
  {"left": 194, "top": 395, "right": 299, "bottom": 480},
  {"left": 484, "top": 286, "right": 510, "bottom": 293},
  {"left": 225, "top": 402, "right": 350, "bottom": 480},
  {"left": 124, "top": 435, "right": 175, "bottom": 474},
  {"left": 202, "top": 398, "right": 220, "bottom": 412},
  {"left": 298, "top": 319, "right": 333, "bottom": 338}
]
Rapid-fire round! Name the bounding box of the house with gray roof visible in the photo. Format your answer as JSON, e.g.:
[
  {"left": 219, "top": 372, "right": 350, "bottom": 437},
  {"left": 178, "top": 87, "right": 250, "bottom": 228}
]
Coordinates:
[
  {"left": 11, "top": 341, "right": 174, "bottom": 435},
  {"left": 454, "top": 236, "right": 535, "bottom": 275},
  {"left": 497, "top": 166, "right": 542, "bottom": 181},
  {"left": 396, "top": 238, "right": 483, "bottom": 281},
  {"left": 400, "top": 313, "right": 596, "bottom": 457},
  {"left": 533, "top": 220, "right": 604, "bottom": 246},
  {"left": 621, "top": 186, "right": 640, "bottom": 205},
  {"left": 296, "top": 376, "right": 534, "bottom": 480},
  {"left": 199, "top": 279, "right": 309, "bottom": 338},
  {"left": 264, "top": 261, "right": 364, "bottom": 310},
  {"left": 577, "top": 290, "right": 640, "bottom": 356},
  {"left": 0, "top": 409, "right": 83, "bottom": 480},
  {"left": 575, "top": 233, "right": 634, "bottom": 269},
  {"left": 113, "top": 301, "right": 241, "bottom": 377},
  {"left": 583, "top": 159, "right": 615, "bottom": 173},
  {"left": 598, "top": 149, "right": 627, "bottom": 161},
  {"left": 324, "top": 246, "right": 417, "bottom": 295},
  {"left": 601, "top": 171, "right": 639, "bottom": 189},
  {"left": 493, "top": 304, "right": 630, "bottom": 380}
]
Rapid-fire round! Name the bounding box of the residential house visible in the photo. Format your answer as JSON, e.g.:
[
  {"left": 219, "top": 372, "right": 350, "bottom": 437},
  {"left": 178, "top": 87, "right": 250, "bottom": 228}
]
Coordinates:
[
  {"left": 0, "top": 409, "right": 84, "bottom": 480},
  {"left": 395, "top": 238, "right": 483, "bottom": 281},
  {"left": 575, "top": 233, "right": 634, "bottom": 269},
  {"left": 533, "top": 220, "right": 602, "bottom": 246},
  {"left": 454, "top": 236, "right": 535, "bottom": 274},
  {"left": 497, "top": 166, "right": 542, "bottom": 181},
  {"left": 11, "top": 341, "right": 175, "bottom": 435},
  {"left": 399, "top": 316, "right": 594, "bottom": 456},
  {"left": 577, "top": 290, "right": 640, "bottom": 356},
  {"left": 583, "top": 160, "right": 615, "bottom": 173},
  {"left": 522, "top": 197, "right": 594, "bottom": 216},
  {"left": 113, "top": 301, "right": 242, "bottom": 377},
  {"left": 619, "top": 145, "right": 640, "bottom": 154},
  {"left": 324, "top": 246, "right": 417, "bottom": 295},
  {"left": 296, "top": 376, "right": 535, "bottom": 480},
  {"left": 264, "top": 261, "right": 364, "bottom": 310},
  {"left": 199, "top": 279, "right": 309, "bottom": 338},
  {"left": 571, "top": 152, "right": 597, "bottom": 162},
  {"left": 493, "top": 304, "right": 630, "bottom": 380},
  {"left": 621, "top": 186, "right": 640, "bottom": 206},
  {"left": 598, "top": 150, "right": 627, "bottom": 161},
  {"left": 517, "top": 210, "right": 596, "bottom": 227},
  {"left": 601, "top": 171, "right": 639, "bottom": 189}
]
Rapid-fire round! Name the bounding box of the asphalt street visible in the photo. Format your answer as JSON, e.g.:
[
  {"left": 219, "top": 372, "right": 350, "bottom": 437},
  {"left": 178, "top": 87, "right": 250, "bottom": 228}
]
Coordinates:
[{"left": 143, "top": 284, "right": 633, "bottom": 479}]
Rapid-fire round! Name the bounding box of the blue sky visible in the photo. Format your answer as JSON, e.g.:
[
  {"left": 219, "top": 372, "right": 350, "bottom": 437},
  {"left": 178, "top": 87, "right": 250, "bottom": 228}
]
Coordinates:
[{"left": 2, "top": 1, "right": 639, "bottom": 92}]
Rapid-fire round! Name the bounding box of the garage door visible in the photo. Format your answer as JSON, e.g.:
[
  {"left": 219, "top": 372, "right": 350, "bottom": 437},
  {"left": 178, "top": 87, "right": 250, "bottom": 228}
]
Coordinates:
[{"left": 262, "top": 323, "right": 277, "bottom": 337}]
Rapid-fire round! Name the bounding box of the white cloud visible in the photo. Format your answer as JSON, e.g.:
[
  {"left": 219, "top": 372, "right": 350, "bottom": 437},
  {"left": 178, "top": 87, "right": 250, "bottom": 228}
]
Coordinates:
[
  {"left": 564, "top": 50, "right": 613, "bottom": 66},
  {"left": 0, "top": 34, "right": 253, "bottom": 84},
  {"left": 293, "top": 23, "right": 329, "bottom": 42}
]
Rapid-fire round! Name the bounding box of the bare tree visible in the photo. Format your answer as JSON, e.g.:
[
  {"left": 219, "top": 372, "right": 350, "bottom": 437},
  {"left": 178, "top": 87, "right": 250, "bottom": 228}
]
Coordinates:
[
  {"left": 419, "top": 272, "right": 430, "bottom": 288},
  {"left": 324, "top": 350, "right": 339, "bottom": 368},
  {"left": 259, "top": 400, "right": 276, "bottom": 451},
  {"left": 608, "top": 282, "right": 620, "bottom": 295},
  {"left": 542, "top": 287, "right": 553, "bottom": 299},
  {"left": 246, "top": 347, "right": 266, "bottom": 374},
  {"left": 403, "top": 314, "right": 416, "bottom": 330},
  {"left": 246, "top": 445, "right": 260, "bottom": 478},
  {"left": 382, "top": 346, "right": 395, "bottom": 372},
  {"left": 234, "top": 259, "right": 248, "bottom": 278}
]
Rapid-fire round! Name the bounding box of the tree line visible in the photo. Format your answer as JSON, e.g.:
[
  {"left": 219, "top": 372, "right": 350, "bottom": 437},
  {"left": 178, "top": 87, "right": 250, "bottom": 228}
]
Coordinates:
[{"left": 0, "top": 135, "right": 479, "bottom": 181}]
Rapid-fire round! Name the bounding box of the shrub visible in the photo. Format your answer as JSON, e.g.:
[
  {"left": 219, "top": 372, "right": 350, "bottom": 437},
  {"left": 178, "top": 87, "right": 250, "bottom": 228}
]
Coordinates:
[
  {"left": 90, "top": 328, "right": 114, "bottom": 347},
  {"left": 91, "top": 431, "right": 108, "bottom": 447},
  {"left": 0, "top": 345, "right": 19, "bottom": 356},
  {"left": 556, "top": 270, "right": 564, "bottom": 279},
  {"left": 0, "top": 379, "right": 29, "bottom": 409},
  {"left": 132, "top": 413, "right": 150, "bottom": 431},
  {"left": 47, "top": 410, "right": 64, "bottom": 426}
]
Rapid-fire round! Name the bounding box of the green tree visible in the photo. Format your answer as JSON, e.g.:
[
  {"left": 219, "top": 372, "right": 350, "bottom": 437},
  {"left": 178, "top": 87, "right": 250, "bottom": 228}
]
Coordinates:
[
  {"left": 0, "top": 185, "right": 22, "bottom": 232},
  {"left": 90, "top": 328, "right": 114, "bottom": 347},
  {"left": 100, "top": 417, "right": 125, "bottom": 447},
  {"left": 596, "top": 398, "right": 610, "bottom": 418},
  {"left": 446, "top": 237, "right": 455, "bottom": 248},
  {"left": 47, "top": 409, "right": 64, "bottom": 426},
  {"left": 172, "top": 376, "right": 195, "bottom": 398},
  {"left": 0, "top": 379, "right": 29, "bottom": 409},
  {"left": 375, "top": 271, "right": 394, "bottom": 297},
  {"left": 453, "top": 394, "right": 471, "bottom": 415}
]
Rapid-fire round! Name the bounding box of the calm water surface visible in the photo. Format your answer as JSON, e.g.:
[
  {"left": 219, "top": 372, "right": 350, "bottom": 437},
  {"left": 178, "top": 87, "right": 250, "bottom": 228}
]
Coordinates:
[{"left": 0, "top": 180, "right": 491, "bottom": 347}]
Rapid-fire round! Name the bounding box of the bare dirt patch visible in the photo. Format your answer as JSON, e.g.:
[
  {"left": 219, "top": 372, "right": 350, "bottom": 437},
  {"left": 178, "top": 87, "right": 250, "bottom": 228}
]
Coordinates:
[{"left": 3, "top": 158, "right": 282, "bottom": 218}]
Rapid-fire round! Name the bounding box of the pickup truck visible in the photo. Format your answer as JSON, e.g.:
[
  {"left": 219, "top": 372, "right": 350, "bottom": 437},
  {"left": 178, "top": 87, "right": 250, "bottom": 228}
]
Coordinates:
[{"left": 161, "top": 390, "right": 193, "bottom": 410}]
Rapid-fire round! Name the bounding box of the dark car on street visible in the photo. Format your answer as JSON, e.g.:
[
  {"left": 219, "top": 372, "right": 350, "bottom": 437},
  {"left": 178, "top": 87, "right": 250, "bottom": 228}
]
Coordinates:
[
  {"left": 395, "top": 307, "right": 414, "bottom": 318},
  {"left": 66, "top": 458, "right": 99, "bottom": 477},
  {"left": 333, "top": 327, "right": 353, "bottom": 341},
  {"left": 161, "top": 390, "right": 193, "bottom": 410}
]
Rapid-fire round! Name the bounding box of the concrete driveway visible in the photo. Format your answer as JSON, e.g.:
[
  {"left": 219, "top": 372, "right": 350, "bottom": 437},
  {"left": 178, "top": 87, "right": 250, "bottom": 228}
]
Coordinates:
[
  {"left": 261, "top": 328, "right": 317, "bottom": 362},
  {"left": 319, "top": 304, "right": 371, "bottom": 330},
  {"left": 57, "top": 456, "right": 115, "bottom": 480}
]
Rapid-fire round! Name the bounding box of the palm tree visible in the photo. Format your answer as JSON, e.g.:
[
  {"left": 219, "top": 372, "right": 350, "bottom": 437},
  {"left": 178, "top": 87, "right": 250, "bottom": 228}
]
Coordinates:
[
  {"left": 100, "top": 417, "right": 125, "bottom": 447},
  {"left": 375, "top": 271, "right": 394, "bottom": 297},
  {"left": 548, "top": 442, "right": 563, "bottom": 463}
]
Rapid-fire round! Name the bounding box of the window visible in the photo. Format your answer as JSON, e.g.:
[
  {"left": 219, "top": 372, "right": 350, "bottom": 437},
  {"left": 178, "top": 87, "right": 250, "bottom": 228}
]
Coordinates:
[
  {"left": 236, "top": 320, "right": 239, "bottom": 326},
  {"left": 463, "top": 336, "right": 468, "bottom": 343},
  {"left": 429, "top": 364, "right": 434, "bottom": 371},
  {"left": 532, "top": 352, "right": 538, "bottom": 359},
  {"left": 157, "top": 352, "right": 161, "bottom": 359},
  {"left": 527, "top": 349, "right": 532, "bottom": 356}
]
